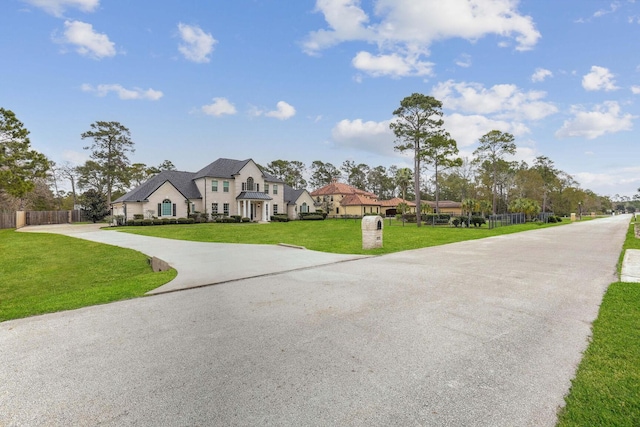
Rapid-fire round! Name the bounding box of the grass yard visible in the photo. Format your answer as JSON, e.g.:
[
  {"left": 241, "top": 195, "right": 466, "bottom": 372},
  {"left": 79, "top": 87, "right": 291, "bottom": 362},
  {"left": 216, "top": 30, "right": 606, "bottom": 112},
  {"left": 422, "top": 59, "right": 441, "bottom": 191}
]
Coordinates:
[
  {"left": 0, "top": 229, "right": 176, "bottom": 322},
  {"left": 116, "top": 218, "right": 562, "bottom": 255},
  {"left": 557, "top": 222, "right": 640, "bottom": 426}
]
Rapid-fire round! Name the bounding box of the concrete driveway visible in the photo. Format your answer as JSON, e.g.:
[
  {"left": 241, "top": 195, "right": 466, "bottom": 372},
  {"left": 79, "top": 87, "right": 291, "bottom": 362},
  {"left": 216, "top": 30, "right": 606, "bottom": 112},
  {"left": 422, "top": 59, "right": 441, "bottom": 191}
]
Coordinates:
[{"left": 0, "top": 215, "right": 631, "bottom": 426}]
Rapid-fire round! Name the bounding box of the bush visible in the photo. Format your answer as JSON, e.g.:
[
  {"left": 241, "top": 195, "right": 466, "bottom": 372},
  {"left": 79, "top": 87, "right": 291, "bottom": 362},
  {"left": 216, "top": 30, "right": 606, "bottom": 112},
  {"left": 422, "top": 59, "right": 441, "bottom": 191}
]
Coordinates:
[
  {"left": 471, "top": 216, "right": 486, "bottom": 227},
  {"left": 547, "top": 216, "right": 557, "bottom": 223},
  {"left": 133, "top": 214, "right": 144, "bottom": 220},
  {"left": 133, "top": 219, "right": 143, "bottom": 226},
  {"left": 141, "top": 219, "right": 154, "bottom": 226},
  {"left": 301, "top": 214, "right": 324, "bottom": 221},
  {"left": 231, "top": 215, "right": 242, "bottom": 222},
  {"left": 241, "top": 217, "right": 251, "bottom": 223},
  {"left": 403, "top": 213, "right": 417, "bottom": 223},
  {"left": 126, "top": 220, "right": 136, "bottom": 226},
  {"left": 162, "top": 218, "right": 174, "bottom": 225},
  {"left": 555, "top": 216, "right": 563, "bottom": 222},
  {"left": 177, "top": 217, "right": 193, "bottom": 224},
  {"left": 300, "top": 211, "right": 327, "bottom": 220},
  {"left": 153, "top": 219, "right": 164, "bottom": 225},
  {"left": 216, "top": 217, "right": 238, "bottom": 223},
  {"left": 423, "top": 213, "right": 451, "bottom": 224},
  {"left": 271, "top": 214, "right": 289, "bottom": 222}
]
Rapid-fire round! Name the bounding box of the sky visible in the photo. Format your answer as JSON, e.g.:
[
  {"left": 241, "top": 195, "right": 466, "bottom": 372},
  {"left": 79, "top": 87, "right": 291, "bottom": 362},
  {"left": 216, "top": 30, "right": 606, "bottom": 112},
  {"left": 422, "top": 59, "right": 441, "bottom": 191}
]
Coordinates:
[{"left": 2, "top": 0, "right": 640, "bottom": 199}]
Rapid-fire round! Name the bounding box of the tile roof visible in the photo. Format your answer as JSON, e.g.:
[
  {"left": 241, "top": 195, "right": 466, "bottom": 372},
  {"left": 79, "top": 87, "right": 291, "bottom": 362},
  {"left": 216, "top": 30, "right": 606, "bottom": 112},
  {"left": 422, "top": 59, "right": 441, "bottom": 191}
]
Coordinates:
[
  {"left": 424, "top": 200, "right": 462, "bottom": 208},
  {"left": 310, "top": 181, "right": 377, "bottom": 199},
  {"left": 379, "top": 197, "right": 416, "bottom": 207},
  {"left": 113, "top": 170, "right": 200, "bottom": 203},
  {"left": 341, "top": 193, "right": 380, "bottom": 206}
]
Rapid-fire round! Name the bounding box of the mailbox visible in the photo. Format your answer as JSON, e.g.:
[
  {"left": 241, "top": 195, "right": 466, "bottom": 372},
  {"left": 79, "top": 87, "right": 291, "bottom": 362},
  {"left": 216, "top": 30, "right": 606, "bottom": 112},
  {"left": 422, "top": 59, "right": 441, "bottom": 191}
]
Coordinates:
[{"left": 361, "top": 215, "right": 383, "bottom": 249}]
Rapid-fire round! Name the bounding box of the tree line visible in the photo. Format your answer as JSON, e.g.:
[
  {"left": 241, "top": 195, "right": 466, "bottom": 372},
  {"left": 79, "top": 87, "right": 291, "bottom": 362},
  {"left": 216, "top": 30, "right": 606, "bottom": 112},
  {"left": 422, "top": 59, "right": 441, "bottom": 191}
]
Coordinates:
[{"left": 1, "top": 102, "right": 633, "bottom": 221}]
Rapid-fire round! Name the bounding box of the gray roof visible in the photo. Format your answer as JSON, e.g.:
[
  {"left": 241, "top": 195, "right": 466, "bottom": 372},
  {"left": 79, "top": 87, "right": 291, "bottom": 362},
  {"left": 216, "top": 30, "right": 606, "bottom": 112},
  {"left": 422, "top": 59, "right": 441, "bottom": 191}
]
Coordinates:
[
  {"left": 283, "top": 184, "right": 307, "bottom": 205},
  {"left": 194, "top": 157, "right": 284, "bottom": 183},
  {"left": 236, "top": 191, "right": 273, "bottom": 200},
  {"left": 114, "top": 170, "right": 200, "bottom": 203}
]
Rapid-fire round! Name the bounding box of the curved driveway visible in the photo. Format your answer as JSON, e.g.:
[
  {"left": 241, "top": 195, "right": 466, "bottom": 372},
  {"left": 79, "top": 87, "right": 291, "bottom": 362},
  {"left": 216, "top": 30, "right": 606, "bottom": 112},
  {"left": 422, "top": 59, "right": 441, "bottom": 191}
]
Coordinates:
[{"left": 1, "top": 215, "right": 631, "bottom": 426}]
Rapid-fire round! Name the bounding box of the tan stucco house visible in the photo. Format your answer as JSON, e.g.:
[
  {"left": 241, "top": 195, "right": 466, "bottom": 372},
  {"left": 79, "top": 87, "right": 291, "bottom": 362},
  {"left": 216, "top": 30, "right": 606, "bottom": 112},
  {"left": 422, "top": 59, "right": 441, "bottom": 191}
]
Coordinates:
[
  {"left": 112, "top": 158, "right": 311, "bottom": 221},
  {"left": 310, "top": 180, "right": 416, "bottom": 217}
]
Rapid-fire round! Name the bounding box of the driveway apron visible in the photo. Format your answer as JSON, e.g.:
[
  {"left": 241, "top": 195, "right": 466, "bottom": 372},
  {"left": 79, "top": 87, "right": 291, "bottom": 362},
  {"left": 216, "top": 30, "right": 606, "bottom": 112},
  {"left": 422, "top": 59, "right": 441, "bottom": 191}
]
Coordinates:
[{"left": 1, "top": 215, "right": 631, "bottom": 426}]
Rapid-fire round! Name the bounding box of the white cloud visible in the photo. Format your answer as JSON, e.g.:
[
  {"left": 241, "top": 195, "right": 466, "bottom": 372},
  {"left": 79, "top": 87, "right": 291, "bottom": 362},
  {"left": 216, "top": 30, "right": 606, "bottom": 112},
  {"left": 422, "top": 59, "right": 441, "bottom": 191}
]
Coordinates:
[
  {"left": 303, "top": 0, "right": 540, "bottom": 77},
  {"left": 443, "top": 113, "right": 530, "bottom": 148},
  {"left": 22, "top": 0, "right": 99, "bottom": 17},
  {"left": 201, "top": 98, "right": 237, "bottom": 117},
  {"left": 432, "top": 80, "right": 558, "bottom": 121},
  {"left": 62, "top": 149, "right": 88, "bottom": 166},
  {"left": 593, "top": 2, "right": 621, "bottom": 18},
  {"left": 352, "top": 51, "right": 434, "bottom": 77},
  {"left": 582, "top": 65, "right": 619, "bottom": 91},
  {"left": 631, "top": 85, "right": 640, "bottom": 94},
  {"left": 81, "top": 83, "right": 163, "bottom": 100},
  {"left": 59, "top": 20, "right": 115, "bottom": 59},
  {"left": 555, "top": 101, "right": 635, "bottom": 139},
  {"left": 331, "top": 118, "right": 396, "bottom": 156},
  {"left": 531, "top": 68, "right": 552, "bottom": 82},
  {"left": 455, "top": 53, "right": 472, "bottom": 68},
  {"left": 264, "top": 101, "right": 296, "bottom": 120},
  {"left": 177, "top": 23, "right": 217, "bottom": 63}
]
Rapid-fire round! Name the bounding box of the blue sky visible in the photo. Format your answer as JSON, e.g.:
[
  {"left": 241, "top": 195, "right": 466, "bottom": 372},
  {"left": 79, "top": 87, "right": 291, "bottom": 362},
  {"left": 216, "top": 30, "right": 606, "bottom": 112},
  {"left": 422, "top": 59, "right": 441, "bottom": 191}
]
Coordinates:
[{"left": 2, "top": 0, "right": 640, "bottom": 198}]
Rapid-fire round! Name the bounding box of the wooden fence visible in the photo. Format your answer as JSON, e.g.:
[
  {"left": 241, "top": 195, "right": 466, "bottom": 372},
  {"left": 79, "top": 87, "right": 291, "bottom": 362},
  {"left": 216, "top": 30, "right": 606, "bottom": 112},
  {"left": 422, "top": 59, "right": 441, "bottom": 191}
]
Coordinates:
[{"left": 0, "top": 210, "right": 87, "bottom": 229}]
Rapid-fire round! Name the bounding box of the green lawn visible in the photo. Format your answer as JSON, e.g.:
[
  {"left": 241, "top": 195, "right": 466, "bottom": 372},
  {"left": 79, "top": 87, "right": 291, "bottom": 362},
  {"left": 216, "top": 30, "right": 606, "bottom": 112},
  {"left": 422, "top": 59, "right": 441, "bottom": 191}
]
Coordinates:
[
  {"left": 557, "top": 222, "right": 640, "bottom": 426},
  {"left": 116, "top": 218, "right": 562, "bottom": 255},
  {"left": 0, "top": 229, "right": 176, "bottom": 322}
]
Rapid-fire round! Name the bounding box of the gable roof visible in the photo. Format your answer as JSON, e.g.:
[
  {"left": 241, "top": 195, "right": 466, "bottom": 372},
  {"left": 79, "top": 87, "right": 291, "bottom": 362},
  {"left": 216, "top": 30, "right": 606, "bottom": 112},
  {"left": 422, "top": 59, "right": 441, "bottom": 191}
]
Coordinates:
[
  {"left": 114, "top": 170, "right": 200, "bottom": 203},
  {"left": 194, "top": 158, "right": 284, "bottom": 183},
  {"left": 424, "top": 200, "right": 462, "bottom": 209},
  {"left": 310, "top": 180, "right": 377, "bottom": 199},
  {"left": 341, "top": 193, "right": 380, "bottom": 206},
  {"left": 283, "top": 184, "right": 307, "bottom": 205}
]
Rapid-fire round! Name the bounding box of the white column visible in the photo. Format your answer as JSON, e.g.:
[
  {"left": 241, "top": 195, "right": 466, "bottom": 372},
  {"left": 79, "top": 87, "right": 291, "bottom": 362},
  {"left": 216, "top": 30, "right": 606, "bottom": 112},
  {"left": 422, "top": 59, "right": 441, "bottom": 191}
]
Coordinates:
[
  {"left": 236, "top": 201, "right": 240, "bottom": 216},
  {"left": 263, "top": 202, "right": 267, "bottom": 222}
]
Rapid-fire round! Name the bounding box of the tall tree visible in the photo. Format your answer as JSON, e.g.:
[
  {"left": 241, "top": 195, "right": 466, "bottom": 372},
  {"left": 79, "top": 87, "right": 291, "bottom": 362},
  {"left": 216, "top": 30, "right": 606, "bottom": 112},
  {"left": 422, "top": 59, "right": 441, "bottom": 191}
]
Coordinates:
[
  {"left": 309, "top": 160, "right": 340, "bottom": 189},
  {"left": 390, "top": 94, "right": 444, "bottom": 227},
  {"left": 533, "top": 155, "right": 559, "bottom": 213},
  {"left": 58, "top": 161, "right": 79, "bottom": 208},
  {"left": 422, "top": 132, "right": 462, "bottom": 213},
  {"left": 146, "top": 159, "right": 176, "bottom": 175},
  {"left": 0, "top": 108, "right": 49, "bottom": 200},
  {"left": 395, "top": 167, "right": 413, "bottom": 201},
  {"left": 81, "top": 121, "right": 135, "bottom": 207},
  {"left": 341, "top": 160, "right": 369, "bottom": 190},
  {"left": 473, "top": 130, "right": 516, "bottom": 214},
  {"left": 264, "top": 160, "right": 307, "bottom": 188}
]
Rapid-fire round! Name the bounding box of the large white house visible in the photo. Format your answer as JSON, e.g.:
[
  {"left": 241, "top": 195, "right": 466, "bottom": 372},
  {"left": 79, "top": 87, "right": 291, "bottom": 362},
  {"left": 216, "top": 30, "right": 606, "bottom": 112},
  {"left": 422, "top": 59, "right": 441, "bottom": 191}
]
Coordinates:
[{"left": 112, "top": 158, "right": 315, "bottom": 221}]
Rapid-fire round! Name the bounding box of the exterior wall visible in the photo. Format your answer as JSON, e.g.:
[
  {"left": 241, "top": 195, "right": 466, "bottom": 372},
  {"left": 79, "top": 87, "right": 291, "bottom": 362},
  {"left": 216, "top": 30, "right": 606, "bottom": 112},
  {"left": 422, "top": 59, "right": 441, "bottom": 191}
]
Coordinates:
[
  {"left": 147, "top": 181, "right": 189, "bottom": 218},
  {"left": 286, "top": 191, "right": 317, "bottom": 219}
]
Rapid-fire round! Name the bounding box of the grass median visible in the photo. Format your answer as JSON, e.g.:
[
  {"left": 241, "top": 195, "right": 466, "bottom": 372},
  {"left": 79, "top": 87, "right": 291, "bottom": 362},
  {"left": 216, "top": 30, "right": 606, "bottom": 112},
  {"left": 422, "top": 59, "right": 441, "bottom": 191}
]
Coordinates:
[
  {"left": 557, "top": 221, "right": 640, "bottom": 426},
  {"left": 0, "top": 229, "right": 176, "bottom": 322}
]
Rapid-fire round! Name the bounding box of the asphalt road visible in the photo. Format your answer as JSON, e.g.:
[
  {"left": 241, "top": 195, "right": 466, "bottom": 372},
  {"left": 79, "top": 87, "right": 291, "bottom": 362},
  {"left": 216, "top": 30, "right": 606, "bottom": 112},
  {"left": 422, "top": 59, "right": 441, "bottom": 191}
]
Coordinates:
[{"left": 0, "top": 215, "right": 630, "bottom": 426}]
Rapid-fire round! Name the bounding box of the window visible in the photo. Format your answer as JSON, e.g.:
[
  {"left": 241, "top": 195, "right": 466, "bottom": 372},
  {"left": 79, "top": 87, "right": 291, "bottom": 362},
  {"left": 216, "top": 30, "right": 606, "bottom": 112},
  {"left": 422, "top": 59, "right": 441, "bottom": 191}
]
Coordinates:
[
  {"left": 273, "top": 184, "right": 278, "bottom": 195},
  {"left": 246, "top": 177, "right": 254, "bottom": 191},
  {"left": 223, "top": 181, "right": 229, "bottom": 192},
  {"left": 162, "top": 199, "right": 172, "bottom": 216},
  {"left": 211, "top": 180, "right": 218, "bottom": 192},
  {"left": 223, "top": 203, "right": 229, "bottom": 216},
  {"left": 336, "top": 207, "right": 340, "bottom": 214},
  {"left": 211, "top": 203, "right": 218, "bottom": 214},
  {"left": 273, "top": 204, "right": 278, "bottom": 214},
  {"left": 301, "top": 202, "right": 308, "bottom": 213},
  {"left": 265, "top": 184, "right": 269, "bottom": 194}
]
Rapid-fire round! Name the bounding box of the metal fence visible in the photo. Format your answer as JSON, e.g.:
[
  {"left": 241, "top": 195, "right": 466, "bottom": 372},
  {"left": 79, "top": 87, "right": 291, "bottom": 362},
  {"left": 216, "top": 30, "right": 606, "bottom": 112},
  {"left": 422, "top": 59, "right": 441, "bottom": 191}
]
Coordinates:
[{"left": 488, "top": 212, "right": 555, "bottom": 229}]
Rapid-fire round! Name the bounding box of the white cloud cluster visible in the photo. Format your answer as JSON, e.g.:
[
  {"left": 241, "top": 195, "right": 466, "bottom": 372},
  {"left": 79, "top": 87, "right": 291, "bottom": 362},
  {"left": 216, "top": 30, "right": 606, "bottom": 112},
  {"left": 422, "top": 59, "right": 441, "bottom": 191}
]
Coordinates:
[
  {"left": 582, "top": 65, "right": 619, "bottom": 91},
  {"left": 252, "top": 101, "right": 296, "bottom": 120},
  {"left": 304, "top": 0, "right": 540, "bottom": 77},
  {"left": 59, "top": 20, "right": 115, "bottom": 59},
  {"left": 22, "top": 0, "right": 99, "bottom": 17},
  {"left": 443, "top": 113, "right": 530, "bottom": 148},
  {"left": 201, "top": 98, "right": 237, "bottom": 117},
  {"left": 432, "top": 80, "right": 558, "bottom": 121},
  {"left": 177, "top": 23, "right": 217, "bottom": 63},
  {"left": 81, "top": 84, "right": 163, "bottom": 100},
  {"left": 531, "top": 68, "right": 552, "bottom": 82},
  {"left": 632, "top": 86, "right": 640, "bottom": 95},
  {"left": 331, "top": 118, "right": 396, "bottom": 156},
  {"left": 555, "top": 101, "right": 635, "bottom": 139}
]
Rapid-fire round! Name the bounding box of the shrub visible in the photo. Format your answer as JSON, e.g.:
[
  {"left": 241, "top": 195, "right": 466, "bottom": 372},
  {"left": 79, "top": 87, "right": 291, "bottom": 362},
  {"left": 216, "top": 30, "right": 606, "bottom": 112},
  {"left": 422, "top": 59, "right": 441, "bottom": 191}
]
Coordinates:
[
  {"left": 241, "top": 217, "right": 251, "bottom": 223},
  {"left": 217, "top": 217, "right": 238, "bottom": 223},
  {"left": 133, "top": 219, "right": 143, "bottom": 226},
  {"left": 271, "top": 214, "right": 289, "bottom": 222},
  {"left": 451, "top": 217, "right": 461, "bottom": 227},
  {"left": 403, "top": 213, "right": 417, "bottom": 223},
  {"left": 471, "top": 216, "right": 486, "bottom": 227},
  {"left": 161, "top": 218, "right": 174, "bottom": 225},
  {"left": 547, "top": 216, "right": 557, "bottom": 223},
  {"left": 177, "top": 217, "right": 191, "bottom": 224},
  {"left": 153, "top": 219, "right": 163, "bottom": 225},
  {"left": 133, "top": 214, "right": 144, "bottom": 220},
  {"left": 555, "top": 216, "right": 563, "bottom": 222},
  {"left": 423, "top": 213, "right": 451, "bottom": 224},
  {"left": 141, "top": 219, "right": 154, "bottom": 226},
  {"left": 231, "top": 215, "right": 242, "bottom": 222},
  {"left": 301, "top": 214, "right": 324, "bottom": 221},
  {"left": 126, "top": 220, "right": 136, "bottom": 226}
]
